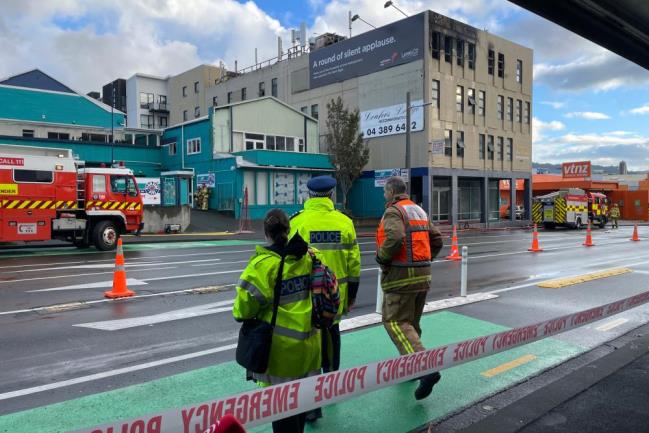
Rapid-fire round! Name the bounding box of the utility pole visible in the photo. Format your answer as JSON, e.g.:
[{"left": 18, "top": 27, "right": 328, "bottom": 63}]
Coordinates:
[{"left": 405, "top": 91, "right": 411, "bottom": 196}]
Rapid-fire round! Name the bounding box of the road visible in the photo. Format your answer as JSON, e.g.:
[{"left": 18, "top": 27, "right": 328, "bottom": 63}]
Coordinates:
[{"left": 1, "top": 227, "right": 649, "bottom": 432}]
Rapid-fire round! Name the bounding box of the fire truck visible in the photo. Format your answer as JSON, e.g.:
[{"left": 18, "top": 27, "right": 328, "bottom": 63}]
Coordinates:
[
  {"left": 532, "top": 188, "right": 608, "bottom": 230},
  {"left": 0, "top": 144, "right": 144, "bottom": 250}
]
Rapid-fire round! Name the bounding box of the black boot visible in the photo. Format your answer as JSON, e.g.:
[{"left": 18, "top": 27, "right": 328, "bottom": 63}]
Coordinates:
[
  {"left": 414, "top": 372, "right": 441, "bottom": 400},
  {"left": 305, "top": 408, "right": 322, "bottom": 423}
]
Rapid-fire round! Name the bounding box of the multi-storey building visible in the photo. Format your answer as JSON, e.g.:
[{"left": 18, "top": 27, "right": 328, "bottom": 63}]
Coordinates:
[
  {"left": 168, "top": 64, "right": 225, "bottom": 125},
  {"left": 205, "top": 11, "right": 534, "bottom": 224},
  {"left": 102, "top": 78, "right": 127, "bottom": 113},
  {"left": 126, "top": 73, "right": 170, "bottom": 130}
]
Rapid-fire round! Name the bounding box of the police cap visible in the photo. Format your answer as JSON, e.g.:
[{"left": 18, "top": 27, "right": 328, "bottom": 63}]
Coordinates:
[{"left": 307, "top": 176, "right": 336, "bottom": 197}]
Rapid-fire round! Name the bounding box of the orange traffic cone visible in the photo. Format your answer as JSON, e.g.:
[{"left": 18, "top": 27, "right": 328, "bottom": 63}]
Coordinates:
[
  {"left": 583, "top": 222, "right": 595, "bottom": 247},
  {"left": 104, "top": 238, "right": 135, "bottom": 298},
  {"left": 528, "top": 223, "right": 543, "bottom": 252},
  {"left": 631, "top": 224, "right": 640, "bottom": 242},
  {"left": 445, "top": 225, "right": 461, "bottom": 261}
]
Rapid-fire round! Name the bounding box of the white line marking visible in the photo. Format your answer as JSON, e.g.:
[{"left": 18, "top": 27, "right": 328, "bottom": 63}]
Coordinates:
[
  {"left": 0, "top": 343, "right": 238, "bottom": 401},
  {"left": 0, "top": 284, "right": 236, "bottom": 316},
  {"left": 16, "top": 258, "right": 221, "bottom": 273},
  {"left": 596, "top": 318, "right": 629, "bottom": 331},
  {"left": 74, "top": 300, "right": 235, "bottom": 331},
  {"left": 192, "top": 260, "right": 250, "bottom": 267},
  {"left": 27, "top": 278, "right": 149, "bottom": 293}
]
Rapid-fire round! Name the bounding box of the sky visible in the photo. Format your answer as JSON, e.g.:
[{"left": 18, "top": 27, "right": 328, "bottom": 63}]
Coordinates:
[{"left": 2, "top": 0, "right": 649, "bottom": 170}]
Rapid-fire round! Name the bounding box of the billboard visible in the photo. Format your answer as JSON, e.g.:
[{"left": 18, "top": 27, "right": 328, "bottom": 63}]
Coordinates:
[
  {"left": 360, "top": 100, "right": 424, "bottom": 138},
  {"left": 309, "top": 13, "right": 424, "bottom": 89},
  {"left": 375, "top": 168, "right": 409, "bottom": 187},
  {"left": 196, "top": 173, "right": 216, "bottom": 188},
  {"left": 562, "top": 161, "right": 591, "bottom": 178}
]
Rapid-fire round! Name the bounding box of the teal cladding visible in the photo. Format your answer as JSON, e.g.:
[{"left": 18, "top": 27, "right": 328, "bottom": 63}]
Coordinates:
[{"left": 0, "top": 86, "right": 125, "bottom": 129}]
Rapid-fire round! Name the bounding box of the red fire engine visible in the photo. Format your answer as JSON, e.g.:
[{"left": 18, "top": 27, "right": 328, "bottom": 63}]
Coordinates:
[{"left": 0, "top": 144, "right": 144, "bottom": 250}]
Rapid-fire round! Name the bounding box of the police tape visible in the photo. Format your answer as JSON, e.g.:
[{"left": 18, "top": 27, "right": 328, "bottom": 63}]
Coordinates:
[{"left": 73, "top": 289, "right": 649, "bottom": 433}]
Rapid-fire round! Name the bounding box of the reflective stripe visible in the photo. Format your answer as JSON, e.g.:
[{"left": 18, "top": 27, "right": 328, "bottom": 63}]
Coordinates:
[
  {"left": 381, "top": 274, "right": 431, "bottom": 290},
  {"left": 42, "top": 200, "right": 52, "bottom": 209},
  {"left": 110, "top": 202, "right": 121, "bottom": 210},
  {"left": 102, "top": 202, "right": 112, "bottom": 209},
  {"left": 309, "top": 242, "right": 356, "bottom": 250},
  {"left": 252, "top": 369, "right": 320, "bottom": 385},
  {"left": 390, "top": 320, "right": 414, "bottom": 354},
  {"left": 55, "top": 201, "right": 63, "bottom": 209},
  {"left": 390, "top": 261, "right": 431, "bottom": 268},
  {"left": 120, "top": 202, "right": 129, "bottom": 210},
  {"left": 18, "top": 201, "right": 31, "bottom": 209},
  {"left": 346, "top": 276, "right": 360, "bottom": 283},
  {"left": 273, "top": 325, "right": 319, "bottom": 340},
  {"left": 237, "top": 279, "right": 268, "bottom": 305},
  {"left": 114, "top": 265, "right": 125, "bottom": 272},
  {"left": 280, "top": 290, "right": 309, "bottom": 305},
  {"left": 29, "top": 200, "right": 42, "bottom": 209},
  {"left": 7, "top": 200, "right": 20, "bottom": 209}
]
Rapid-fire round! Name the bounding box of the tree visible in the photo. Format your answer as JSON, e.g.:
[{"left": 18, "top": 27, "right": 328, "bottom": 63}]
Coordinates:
[{"left": 325, "top": 97, "right": 370, "bottom": 210}]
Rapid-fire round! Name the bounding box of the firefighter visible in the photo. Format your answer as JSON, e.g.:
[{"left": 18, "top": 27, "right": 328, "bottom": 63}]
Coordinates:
[
  {"left": 610, "top": 203, "right": 620, "bottom": 229},
  {"left": 197, "top": 184, "right": 209, "bottom": 210},
  {"left": 289, "top": 175, "right": 360, "bottom": 423},
  {"left": 233, "top": 209, "right": 322, "bottom": 433},
  {"left": 376, "top": 176, "right": 444, "bottom": 400}
]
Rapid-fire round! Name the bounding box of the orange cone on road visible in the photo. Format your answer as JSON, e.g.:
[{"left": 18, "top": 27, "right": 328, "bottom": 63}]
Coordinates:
[
  {"left": 446, "top": 225, "right": 461, "bottom": 261},
  {"left": 583, "top": 222, "right": 595, "bottom": 247},
  {"left": 528, "top": 223, "right": 543, "bottom": 252},
  {"left": 631, "top": 224, "right": 640, "bottom": 242},
  {"left": 104, "top": 238, "right": 135, "bottom": 299}
]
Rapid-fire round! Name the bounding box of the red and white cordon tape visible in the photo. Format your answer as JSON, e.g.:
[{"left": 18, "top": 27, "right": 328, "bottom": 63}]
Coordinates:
[{"left": 74, "top": 290, "right": 649, "bottom": 433}]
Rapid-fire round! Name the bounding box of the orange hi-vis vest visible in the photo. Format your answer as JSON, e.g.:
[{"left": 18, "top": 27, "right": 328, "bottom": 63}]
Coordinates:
[{"left": 377, "top": 199, "right": 432, "bottom": 267}]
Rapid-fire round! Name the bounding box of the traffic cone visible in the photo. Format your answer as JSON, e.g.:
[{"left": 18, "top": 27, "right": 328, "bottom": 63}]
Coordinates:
[
  {"left": 631, "top": 224, "right": 640, "bottom": 242},
  {"left": 583, "top": 222, "right": 595, "bottom": 247},
  {"left": 445, "top": 225, "right": 461, "bottom": 261},
  {"left": 528, "top": 223, "right": 543, "bottom": 252},
  {"left": 104, "top": 238, "right": 135, "bottom": 298}
]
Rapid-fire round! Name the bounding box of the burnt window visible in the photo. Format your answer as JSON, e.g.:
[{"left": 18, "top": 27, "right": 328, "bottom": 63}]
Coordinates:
[
  {"left": 431, "top": 31, "right": 441, "bottom": 59},
  {"left": 444, "top": 36, "right": 453, "bottom": 63},
  {"left": 498, "top": 53, "right": 505, "bottom": 78},
  {"left": 488, "top": 49, "right": 494, "bottom": 75},
  {"left": 468, "top": 43, "right": 476, "bottom": 69}
]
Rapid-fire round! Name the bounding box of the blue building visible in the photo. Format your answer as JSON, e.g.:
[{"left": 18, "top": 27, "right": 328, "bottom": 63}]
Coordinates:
[{"left": 161, "top": 97, "right": 336, "bottom": 219}]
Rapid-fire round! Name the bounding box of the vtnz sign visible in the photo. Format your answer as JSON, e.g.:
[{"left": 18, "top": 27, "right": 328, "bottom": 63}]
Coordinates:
[{"left": 562, "top": 161, "right": 591, "bottom": 178}]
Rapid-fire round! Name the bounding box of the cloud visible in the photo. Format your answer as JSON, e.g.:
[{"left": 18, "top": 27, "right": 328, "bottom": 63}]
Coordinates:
[
  {"left": 533, "top": 130, "right": 649, "bottom": 171},
  {"left": 565, "top": 112, "right": 610, "bottom": 120},
  {"left": 0, "top": 0, "right": 289, "bottom": 93},
  {"left": 532, "top": 117, "right": 565, "bottom": 143},
  {"left": 541, "top": 101, "right": 565, "bottom": 109},
  {"left": 629, "top": 103, "right": 649, "bottom": 115}
]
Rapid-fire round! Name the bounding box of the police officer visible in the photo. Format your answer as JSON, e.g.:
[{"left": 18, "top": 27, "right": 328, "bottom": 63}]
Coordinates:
[
  {"left": 376, "top": 176, "right": 444, "bottom": 400},
  {"left": 290, "top": 175, "right": 361, "bottom": 423},
  {"left": 233, "top": 209, "right": 322, "bottom": 433},
  {"left": 610, "top": 203, "right": 620, "bottom": 229}
]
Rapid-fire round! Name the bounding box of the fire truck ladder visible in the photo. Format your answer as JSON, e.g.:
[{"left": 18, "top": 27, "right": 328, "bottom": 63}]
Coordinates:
[{"left": 76, "top": 172, "right": 86, "bottom": 210}]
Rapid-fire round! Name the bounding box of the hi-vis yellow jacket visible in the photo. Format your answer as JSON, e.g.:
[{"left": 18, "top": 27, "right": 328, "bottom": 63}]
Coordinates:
[
  {"left": 290, "top": 197, "right": 361, "bottom": 321},
  {"left": 233, "top": 242, "right": 322, "bottom": 384}
]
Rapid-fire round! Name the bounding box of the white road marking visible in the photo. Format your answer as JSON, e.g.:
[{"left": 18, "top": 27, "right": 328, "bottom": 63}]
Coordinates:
[
  {"left": 20, "top": 258, "right": 222, "bottom": 272},
  {"left": 27, "top": 279, "right": 149, "bottom": 293},
  {"left": 596, "top": 318, "right": 629, "bottom": 332},
  {"left": 0, "top": 284, "right": 236, "bottom": 316},
  {"left": 0, "top": 343, "right": 238, "bottom": 401},
  {"left": 74, "top": 300, "right": 235, "bottom": 331},
  {"left": 192, "top": 260, "right": 250, "bottom": 267}
]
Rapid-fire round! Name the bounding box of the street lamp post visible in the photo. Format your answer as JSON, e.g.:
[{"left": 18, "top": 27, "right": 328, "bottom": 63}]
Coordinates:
[
  {"left": 351, "top": 14, "right": 376, "bottom": 29},
  {"left": 384, "top": 1, "right": 409, "bottom": 17},
  {"left": 404, "top": 94, "right": 434, "bottom": 198},
  {"left": 111, "top": 83, "right": 115, "bottom": 165}
]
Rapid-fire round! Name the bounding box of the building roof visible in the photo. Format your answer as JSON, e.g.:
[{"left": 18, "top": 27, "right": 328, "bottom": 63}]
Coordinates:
[
  {"left": 0, "top": 69, "right": 76, "bottom": 93},
  {"left": 217, "top": 96, "right": 318, "bottom": 122},
  {"left": 0, "top": 82, "right": 125, "bottom": 129},
  {"left": 532, "top": 174, "right": 623, "bottom": 192}
]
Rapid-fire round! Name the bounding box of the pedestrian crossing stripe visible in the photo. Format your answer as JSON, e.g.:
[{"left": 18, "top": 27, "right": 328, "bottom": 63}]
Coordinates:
[
  {"left": 0, "top": 199, "right": 77, "bottom": 210},
  {"left": 566, "top": 204, "right": 587, "bottom": 212},
  {"left": 86, "top": 201, "right": 141, "bottom": 211}
]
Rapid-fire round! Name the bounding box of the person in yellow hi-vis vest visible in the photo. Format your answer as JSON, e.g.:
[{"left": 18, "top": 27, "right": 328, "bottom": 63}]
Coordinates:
[
  {"left": 376, "top": 176, "right": 444, "bottom": 400},
  {"left": 233, "top": 209, "right": 323, "bottom": 433},
  {"left": 289, "top": 175, "right": 361, "bottom": 423},
  {"left": 610, "top": 203, "right": 620, "bottom": 229}
]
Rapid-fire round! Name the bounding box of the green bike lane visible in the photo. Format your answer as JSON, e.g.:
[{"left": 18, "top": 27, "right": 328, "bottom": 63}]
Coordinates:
[{"left": 0, "top": 310, "right": 582, "bottom": 433}]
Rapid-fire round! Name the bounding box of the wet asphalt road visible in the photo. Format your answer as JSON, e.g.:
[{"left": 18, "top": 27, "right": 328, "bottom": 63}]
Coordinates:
[{"left": 2, "top": 226, "right": 649, "bottom": 417}]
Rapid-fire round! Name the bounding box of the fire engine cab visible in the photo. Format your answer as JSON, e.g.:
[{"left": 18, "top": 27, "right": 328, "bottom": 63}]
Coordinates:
[
  {"left": 532, "top": 188, "right": 608, "bottom": 230},
  {"left": 0, "top": 144, "right": 144, "bottom": 250}
]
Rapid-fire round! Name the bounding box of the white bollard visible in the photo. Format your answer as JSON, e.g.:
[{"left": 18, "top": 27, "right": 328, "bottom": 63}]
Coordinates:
[
  {"left": 460, "top": 246, "right": 468, "bottom": 297},
  {"left": 375, "top": 269, "right": 383, "bottom": 314}
]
